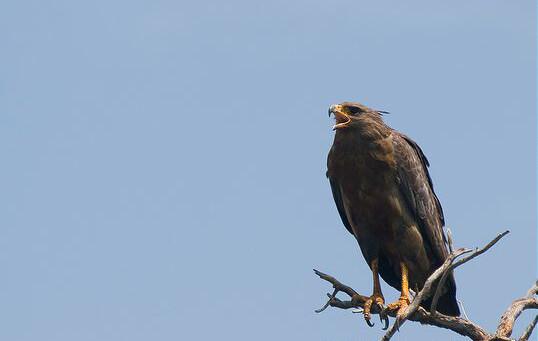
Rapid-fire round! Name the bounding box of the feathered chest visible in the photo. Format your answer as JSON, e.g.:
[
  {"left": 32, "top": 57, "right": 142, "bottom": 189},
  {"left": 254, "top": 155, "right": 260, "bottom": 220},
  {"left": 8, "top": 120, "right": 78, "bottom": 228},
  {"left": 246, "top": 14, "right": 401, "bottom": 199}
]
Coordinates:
[
  {"left": 327, "top": 133, "right": 404, "bottom": 231},
  {"left": 328, "top": 133, "right": 396, "bottom": 186}
]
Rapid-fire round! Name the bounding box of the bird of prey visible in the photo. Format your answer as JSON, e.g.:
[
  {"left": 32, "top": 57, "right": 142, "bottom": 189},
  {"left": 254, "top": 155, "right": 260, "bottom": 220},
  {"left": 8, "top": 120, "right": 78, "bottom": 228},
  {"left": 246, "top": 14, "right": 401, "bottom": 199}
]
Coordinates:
[{"left": 326, "top": 102, "right": 459, "bottom": 326}]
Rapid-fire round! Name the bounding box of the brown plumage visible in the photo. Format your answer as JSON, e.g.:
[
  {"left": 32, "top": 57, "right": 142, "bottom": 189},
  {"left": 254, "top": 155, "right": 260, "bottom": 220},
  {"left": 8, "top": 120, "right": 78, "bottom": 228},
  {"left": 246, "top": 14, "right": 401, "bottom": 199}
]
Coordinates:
[{"left": 327, "top": 102, "right": 459, "bottom": 319}]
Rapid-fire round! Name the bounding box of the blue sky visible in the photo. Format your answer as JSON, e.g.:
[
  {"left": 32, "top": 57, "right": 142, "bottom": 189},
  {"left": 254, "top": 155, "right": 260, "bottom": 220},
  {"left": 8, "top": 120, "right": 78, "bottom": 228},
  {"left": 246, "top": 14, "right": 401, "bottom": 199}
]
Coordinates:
[{"left": 0, "top": 1, "right": 536, "bottom": 340}]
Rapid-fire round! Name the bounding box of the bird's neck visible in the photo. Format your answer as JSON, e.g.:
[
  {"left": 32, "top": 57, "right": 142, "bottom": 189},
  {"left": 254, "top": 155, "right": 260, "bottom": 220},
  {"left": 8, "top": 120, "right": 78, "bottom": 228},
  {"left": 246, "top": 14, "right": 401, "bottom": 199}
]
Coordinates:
[
  {"left": 333, "top": 118, "right": 392, "bottom": 150},
  {"left": 330, "top": 120, "right": 395, "bottom": 173}
]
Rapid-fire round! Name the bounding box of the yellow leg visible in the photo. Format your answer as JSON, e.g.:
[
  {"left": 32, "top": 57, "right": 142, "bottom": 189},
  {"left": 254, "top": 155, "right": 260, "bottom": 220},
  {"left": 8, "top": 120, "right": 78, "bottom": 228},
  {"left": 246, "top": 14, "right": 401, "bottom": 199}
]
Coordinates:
[
  {"left": 372, "top": 259, "right": 383, "bottom": 297},
  {"left": 363, "top": 259, "right": 385, "bottom": 326},
  {"left": 386, "top": 262, "right": 411, "bottom": 316},
  {"left": 400, "top": 261, "right": 409, "bottom": 299}
]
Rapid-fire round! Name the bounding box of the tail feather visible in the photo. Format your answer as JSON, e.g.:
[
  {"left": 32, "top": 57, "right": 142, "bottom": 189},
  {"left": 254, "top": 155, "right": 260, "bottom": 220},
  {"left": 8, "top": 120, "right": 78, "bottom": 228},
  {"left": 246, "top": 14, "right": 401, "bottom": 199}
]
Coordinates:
[
  {"left": 420, "top": 275, "right": 460, "bottom": 316},
  {"left": 421, "top": 293, "right": 460, "bottom": 316}
]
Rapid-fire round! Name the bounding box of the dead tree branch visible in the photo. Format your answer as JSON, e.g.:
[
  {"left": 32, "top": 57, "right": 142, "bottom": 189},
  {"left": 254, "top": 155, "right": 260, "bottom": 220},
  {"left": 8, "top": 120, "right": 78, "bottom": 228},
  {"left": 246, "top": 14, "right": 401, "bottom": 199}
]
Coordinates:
[
  {"left": 495, "top": 281, "right": 538, "bottom": 339},
  {"left": 517, "top": 315, "right": 538, "bottom": 341},
  {"left": 314, "top": 231, "right": 538, "bottom": 341}
]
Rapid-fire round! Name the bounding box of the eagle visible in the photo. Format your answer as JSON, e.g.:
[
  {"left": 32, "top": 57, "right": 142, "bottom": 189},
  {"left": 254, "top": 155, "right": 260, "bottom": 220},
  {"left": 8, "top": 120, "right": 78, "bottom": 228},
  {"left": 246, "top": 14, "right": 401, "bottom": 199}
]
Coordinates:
[{"left": 326, "top": 102, "right": 459, "bottom": 325}]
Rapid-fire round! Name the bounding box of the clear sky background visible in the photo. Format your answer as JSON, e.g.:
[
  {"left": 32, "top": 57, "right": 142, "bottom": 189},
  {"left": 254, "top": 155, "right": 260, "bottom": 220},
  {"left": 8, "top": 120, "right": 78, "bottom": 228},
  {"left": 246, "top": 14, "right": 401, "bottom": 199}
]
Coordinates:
[{"left": 1, "top": 1, "right": 536, "bottom": 340}]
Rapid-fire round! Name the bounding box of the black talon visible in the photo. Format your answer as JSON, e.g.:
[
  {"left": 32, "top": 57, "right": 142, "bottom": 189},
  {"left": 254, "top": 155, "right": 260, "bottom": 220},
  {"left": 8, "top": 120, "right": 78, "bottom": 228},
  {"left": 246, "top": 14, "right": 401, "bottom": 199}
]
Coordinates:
[
  {"left": 365, "top": 318, "right": 375, "bottom": 327},
  {"left": 380, "top": 308, "right": 386, "bottom": 319},
  {"left": 380, "top": 308, "right": 389, "bottom": 323},
  {"left": 380, "top": 314, "right": 389, "bottom": 330}
]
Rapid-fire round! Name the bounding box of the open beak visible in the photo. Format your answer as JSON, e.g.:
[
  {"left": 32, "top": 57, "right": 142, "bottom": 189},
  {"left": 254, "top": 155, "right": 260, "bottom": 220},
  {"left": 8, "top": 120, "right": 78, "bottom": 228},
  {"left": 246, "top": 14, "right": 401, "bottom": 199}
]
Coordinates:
[{"left": 328, "top": 104, "right": 351, "bottom": 130}]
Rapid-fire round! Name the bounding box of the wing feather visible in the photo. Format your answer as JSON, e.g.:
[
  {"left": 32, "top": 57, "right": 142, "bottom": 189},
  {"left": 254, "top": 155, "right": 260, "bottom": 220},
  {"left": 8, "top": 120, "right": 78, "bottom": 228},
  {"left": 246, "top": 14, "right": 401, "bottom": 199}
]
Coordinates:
[
  {"left": 327, "top": 174, "right": 354, "bottom": 235},
  {"left": 393, "top": 132, "right": 448, "bottom": 265}
]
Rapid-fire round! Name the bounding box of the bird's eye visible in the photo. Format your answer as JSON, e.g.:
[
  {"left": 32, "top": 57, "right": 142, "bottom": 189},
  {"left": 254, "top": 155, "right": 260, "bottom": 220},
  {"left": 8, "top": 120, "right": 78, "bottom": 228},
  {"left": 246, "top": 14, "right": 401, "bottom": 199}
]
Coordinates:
[{"left": 348, "top": 107, "right": 362, "bottom": 115}]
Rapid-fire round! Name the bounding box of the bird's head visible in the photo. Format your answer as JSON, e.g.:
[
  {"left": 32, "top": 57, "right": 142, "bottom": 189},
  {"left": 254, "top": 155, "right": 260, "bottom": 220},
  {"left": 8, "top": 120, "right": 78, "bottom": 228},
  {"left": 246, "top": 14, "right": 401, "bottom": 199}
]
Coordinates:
[{"left": 328, "top": 102, "right": 387, "bottom": 130}]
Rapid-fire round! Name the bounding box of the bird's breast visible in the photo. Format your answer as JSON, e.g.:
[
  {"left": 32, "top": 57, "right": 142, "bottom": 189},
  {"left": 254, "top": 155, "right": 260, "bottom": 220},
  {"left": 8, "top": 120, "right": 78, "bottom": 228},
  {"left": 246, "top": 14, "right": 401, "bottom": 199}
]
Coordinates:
[
  {"left": 328, "top": 134, "right": 404, "bottom": 239},
  {"left": 344, "top": 175, "right": 404, "bottom": 239}
]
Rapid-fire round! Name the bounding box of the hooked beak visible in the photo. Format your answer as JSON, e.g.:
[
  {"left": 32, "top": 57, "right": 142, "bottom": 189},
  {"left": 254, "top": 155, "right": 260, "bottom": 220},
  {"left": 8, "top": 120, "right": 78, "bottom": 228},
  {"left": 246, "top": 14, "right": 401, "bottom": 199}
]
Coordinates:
[{"left": 328, "top": 104, "right": 351, "bottom": 130}]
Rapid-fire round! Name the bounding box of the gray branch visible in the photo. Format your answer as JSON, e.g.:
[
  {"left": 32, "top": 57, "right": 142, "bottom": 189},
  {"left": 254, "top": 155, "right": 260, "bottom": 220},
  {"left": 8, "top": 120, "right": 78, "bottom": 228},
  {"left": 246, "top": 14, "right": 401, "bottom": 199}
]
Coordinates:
[
  {"left": 495, "top": 281, "right": 538, "bottom": 339},
  {"left": 315, "top": 231, "right": 538, "bottom": 341},
  {"left": 517, "top": 315, "right": 538, "bottom": 341}
]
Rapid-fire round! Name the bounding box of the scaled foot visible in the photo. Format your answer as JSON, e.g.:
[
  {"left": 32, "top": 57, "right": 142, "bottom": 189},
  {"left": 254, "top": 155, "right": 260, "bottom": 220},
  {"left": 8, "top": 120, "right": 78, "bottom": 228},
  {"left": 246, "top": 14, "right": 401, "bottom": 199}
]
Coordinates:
[
  {"left": 362, "top": 293, "right": 386, "bottom": 328},
  {"left": 380, "top": 295, "right": 411, "bottom": 328}
]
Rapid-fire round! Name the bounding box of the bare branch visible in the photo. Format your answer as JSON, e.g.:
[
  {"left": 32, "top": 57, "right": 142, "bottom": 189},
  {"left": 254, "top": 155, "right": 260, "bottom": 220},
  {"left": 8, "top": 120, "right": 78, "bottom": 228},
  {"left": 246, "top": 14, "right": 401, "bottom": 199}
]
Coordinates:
[
  {"left": 313, "top": 269, "right": 362, "bottom": 300},
  {"left": 451, "top": 230, "right": 510, "bottom": 269},
  {"left": 315, "top": 288, "right": 338, "bottom": 313},
  {"left": 496, "top": 281, "right": 538, "bottom": 339},
  {"left": 314, "top": 231, "right": 538, "bottom": 341},
  {"left": 411, "top": 308, "right": 490, "bottom": 340},
  {"left": 518, "top": 315, "right": 538, "bottom": 341},
  {"left": 526, "top": 281, "right": 538, "bottom": 298},
  {"left": 381, "top": 248, "right": 472, "bottom": 340},
  {"left": 314, "top": 267, "right": 490, "bottom": 340},
  {"left": 431, "top": 231, "right": 510, "bottom": 313},
  {"left": 383, "top": 231, "right": 510, "bottom": 340}
]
